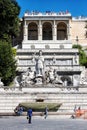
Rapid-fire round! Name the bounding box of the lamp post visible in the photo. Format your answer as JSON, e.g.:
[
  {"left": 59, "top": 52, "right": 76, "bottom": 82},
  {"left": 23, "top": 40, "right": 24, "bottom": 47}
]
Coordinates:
[
  {"left": 75, "top": 36, "right": 79, "bottom": 64},
  {"left": 76, "top": 36, "right": 79, "bottom": 45}
]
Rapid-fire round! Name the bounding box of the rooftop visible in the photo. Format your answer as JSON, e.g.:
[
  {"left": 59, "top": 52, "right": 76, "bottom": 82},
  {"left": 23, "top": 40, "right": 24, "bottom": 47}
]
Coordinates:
[
  {"left": 24, "top": 10, "right": 71, "bottom": 17},
  {"left": 24, "top": 11, "right": 87, "bottom": 21}
]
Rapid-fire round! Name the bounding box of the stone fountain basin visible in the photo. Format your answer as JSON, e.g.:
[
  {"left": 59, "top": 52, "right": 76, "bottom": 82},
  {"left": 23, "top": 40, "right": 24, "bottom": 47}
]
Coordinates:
[{"left": 19, "top": 102, "right": 61, "bottom": 112}]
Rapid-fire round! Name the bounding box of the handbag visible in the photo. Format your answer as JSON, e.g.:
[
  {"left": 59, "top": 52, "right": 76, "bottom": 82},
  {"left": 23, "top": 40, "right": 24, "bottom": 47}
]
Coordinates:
[{"left": 27, "top": 116, "right": 29, "bottom": 119}]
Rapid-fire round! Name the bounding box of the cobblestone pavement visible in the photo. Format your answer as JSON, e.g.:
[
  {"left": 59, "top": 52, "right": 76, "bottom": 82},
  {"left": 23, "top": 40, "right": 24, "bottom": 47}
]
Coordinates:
[{"left": 0, "top": 116, "right": 87, "bottom": 130}]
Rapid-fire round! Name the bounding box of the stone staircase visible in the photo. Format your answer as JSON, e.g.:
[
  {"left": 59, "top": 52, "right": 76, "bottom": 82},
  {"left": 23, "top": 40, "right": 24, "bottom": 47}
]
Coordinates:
[
  {"left": 58, "top": 93, "right": 87, "bottom": 113},
  {"left": 0, "top": 86, "right": 87, "bottom": 117}
]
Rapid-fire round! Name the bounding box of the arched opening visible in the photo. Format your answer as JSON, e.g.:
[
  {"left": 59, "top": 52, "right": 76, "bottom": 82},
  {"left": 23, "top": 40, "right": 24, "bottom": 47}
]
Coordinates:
[
  {"left": 28, "top": 22, "right": 38, "bottom": 40},
  {"left": 61, "top": 76, "right": 72, "bottom": 86},
  {"left": 57, "top": 22, "right": 67, "bottom": 40},
  {"left": 42, "top": 22, "right": 52, "bottom": 40}
]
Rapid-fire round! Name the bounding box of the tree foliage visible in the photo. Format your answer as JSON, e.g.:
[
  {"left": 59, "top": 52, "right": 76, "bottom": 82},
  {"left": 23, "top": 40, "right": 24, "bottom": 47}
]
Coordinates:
[
  {"left": 0, "top": 40, "right": 16, "bottom": 86},
  {"left": 0, "top": 0, "right": 20, "bottom": 40},
  {"left": 72, "top": 44, "right": 87, "bottom": 67},
  {"left": 0, "top": 0, "right": 20, "bottom": 85}
]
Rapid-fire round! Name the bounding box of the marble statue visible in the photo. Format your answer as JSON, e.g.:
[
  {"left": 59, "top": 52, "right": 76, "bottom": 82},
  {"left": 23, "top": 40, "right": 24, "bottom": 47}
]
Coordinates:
[
  {"left": 0, "top": 78, "right": 4, "bottom": 87},
  {"left": 80, "top": 68, "right": 87, "bottom": 85},
  {"left": 48, "top": 67, "right": 55, "bottom": 82},
  {"left": 74, "top": 53, "right": 78, "bottom": 64},
  {"left": 53, "top": 69, "right": 63, "bottom": 84},
  {"left": 14, "top": 76, "right": 19, "bottom": 87},
  {"left": 21, "top": 67, "right": 35, "bottom": 86},
  {"left": 32, "top": 53, "right": 36, "bottom": 64},
  {"left": 21, "top": 71, "right": 28, "bottom": 81},
  {"left": 36, "top": 50, "right": 44, "bottom": 75},
  {"left": 25, "top": 67, "right": 35, "bottom": 84}
]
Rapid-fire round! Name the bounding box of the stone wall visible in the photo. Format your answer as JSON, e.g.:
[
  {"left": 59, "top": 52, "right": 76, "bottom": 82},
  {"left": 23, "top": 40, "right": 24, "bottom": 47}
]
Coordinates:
[{"left": 71, "top": 20, "right": 87, "bottom": 46}]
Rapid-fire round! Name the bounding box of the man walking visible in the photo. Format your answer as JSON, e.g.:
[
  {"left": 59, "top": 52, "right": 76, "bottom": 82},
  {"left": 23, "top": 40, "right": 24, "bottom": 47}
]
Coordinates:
[
  {"left": 44, "top": 107, "right": 48, "bottom": 119},
  {"left": 27, "top": 108, "right": 32, "bottom": 124}
]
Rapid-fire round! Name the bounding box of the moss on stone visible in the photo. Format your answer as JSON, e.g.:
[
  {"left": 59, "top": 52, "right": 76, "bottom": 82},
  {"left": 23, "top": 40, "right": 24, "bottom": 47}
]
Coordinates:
[{"left": 19, "top": 102, "right": 61, "bottom": 112}]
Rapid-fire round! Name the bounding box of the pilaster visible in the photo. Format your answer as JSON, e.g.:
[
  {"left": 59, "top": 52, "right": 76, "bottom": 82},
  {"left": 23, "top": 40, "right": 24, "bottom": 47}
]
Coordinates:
[
  {"left": 23, "top": 20, "right": 28, "bottom": 41},
  {"left": 67, "top": 20, "right": 71, "bottom": 40},
  {"left": 38, "top": 20, "right": 42, "bottom": 40},
  {"left": 53, "top": 21, "right": 57, "bottom": 41}
]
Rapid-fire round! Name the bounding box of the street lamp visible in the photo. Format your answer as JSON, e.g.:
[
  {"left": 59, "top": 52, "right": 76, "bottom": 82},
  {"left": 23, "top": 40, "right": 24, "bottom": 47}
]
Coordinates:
[
  {"left": 75, "top": 36, "right": 79, "bottom": 64},
  {"left": 76, "top": 36, "right": 79, "bottom": 45}
]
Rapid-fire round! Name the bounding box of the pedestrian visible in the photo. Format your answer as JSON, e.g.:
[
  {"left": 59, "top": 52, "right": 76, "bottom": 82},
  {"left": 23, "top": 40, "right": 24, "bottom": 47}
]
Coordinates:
[
  {"left": 19, "top": 106, "right": 23, "bottom": 116},
  {"left": 74, "top": 105, "right": 77, "bottom": 112},
  {"left": 71, "top": 105, "right": 77, "bottom": 119},
  {"left": 44, "top": 106, "right": 48, "bottom": 119},
  {"left": 14, "top": 105, "right": 23, "bottom": 116},
  {"left": 27, "top": 108, "right": 32, "bottom": 124},
  {"left": 78, "top": 106, "right": 81, "bottom": 110},
  {"left": 76, "top": 106, "right": 81, "bottom": 117}
]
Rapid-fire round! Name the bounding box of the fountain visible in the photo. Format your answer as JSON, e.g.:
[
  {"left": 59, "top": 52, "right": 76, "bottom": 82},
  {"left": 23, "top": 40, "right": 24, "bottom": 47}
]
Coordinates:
[{"left": 18, "top": 50, "right": 63, "bottom": 89}]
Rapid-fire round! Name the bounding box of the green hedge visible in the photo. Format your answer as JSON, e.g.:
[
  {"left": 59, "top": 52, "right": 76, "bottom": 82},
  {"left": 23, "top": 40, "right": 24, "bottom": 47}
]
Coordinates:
[{"left": 19, "top": 102, "right": 61, "bottom": 112}]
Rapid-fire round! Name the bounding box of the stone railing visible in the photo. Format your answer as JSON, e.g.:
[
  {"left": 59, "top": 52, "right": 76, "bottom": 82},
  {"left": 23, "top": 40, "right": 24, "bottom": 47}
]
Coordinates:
[
  {"left": 22, "top": 40, "right": 72, "bottom": 49},
  {"left": 17, "top": 65, "right": 83, "bottom": 72},
  {"left": 56, "top": 66, "right": 83, "bottom": 72},
  {"left": 72, "top": 16, "right": 87, "bottom": 20},
  {"left": 24, "top": 11, "right": 71, "bottom": 17}
]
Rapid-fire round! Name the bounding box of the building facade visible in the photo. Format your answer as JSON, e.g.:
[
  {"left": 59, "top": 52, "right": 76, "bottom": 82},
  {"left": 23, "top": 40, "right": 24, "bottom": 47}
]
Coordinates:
[
  {"left": 16, "top": 11, "right": 86, "bottom": 86},
  {"left": 21, "top": 11, "right": 87, "bottom": 49}
]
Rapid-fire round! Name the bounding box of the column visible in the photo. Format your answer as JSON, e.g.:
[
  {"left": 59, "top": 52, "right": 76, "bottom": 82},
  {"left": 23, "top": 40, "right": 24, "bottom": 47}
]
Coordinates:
[
  {"left": 38, "top": 20, "right": 42, "bottom": 40},
  {"left": 23, "top": 20, "right": 28, "bottom": 41},
  {"left": 67, "top": 20, "right": 71, "bottom": 40},
  {"left": 53, "top": 20, "right": 57, "bottom": 41}
]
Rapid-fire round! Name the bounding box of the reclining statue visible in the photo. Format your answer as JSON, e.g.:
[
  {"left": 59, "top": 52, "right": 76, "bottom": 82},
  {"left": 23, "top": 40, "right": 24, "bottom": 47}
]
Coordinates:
[{"left": 21, "top": 67, "right": 35, "bottom": 87}]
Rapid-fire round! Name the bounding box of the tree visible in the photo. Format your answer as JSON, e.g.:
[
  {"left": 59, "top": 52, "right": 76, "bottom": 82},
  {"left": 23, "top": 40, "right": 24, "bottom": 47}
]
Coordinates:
[
  {"left": 72, "top": 44, "right": 87, "bottom": 67},
  {"left": 0, "top": 40, "right": 16, "bottom": 86},
  {"left": 0, "top": 0, "right": 20, "bottom": 40},
  {"left": 0, "top": 0, "right": 20, "bottom": 85}
]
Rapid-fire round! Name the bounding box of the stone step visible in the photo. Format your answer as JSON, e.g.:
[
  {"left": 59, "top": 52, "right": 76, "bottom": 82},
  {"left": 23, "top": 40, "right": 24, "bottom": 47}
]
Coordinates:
[
  {"left": 0, "top": 111, "right": 74, "bottom": 116},
  {"left": 0, "top": 93, "right": 87, "bottom": 98},
  {"left": 0, "top": 90, "right": 87, "bottom": 113},
  {"left": 58, "top": 106, "right": 87, "bottom": 111}
]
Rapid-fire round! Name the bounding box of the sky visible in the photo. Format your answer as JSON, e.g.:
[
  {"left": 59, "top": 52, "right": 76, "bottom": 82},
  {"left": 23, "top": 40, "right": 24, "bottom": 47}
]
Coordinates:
[{"left": 17, "top": 0, "right": 87, "bottom": 18}]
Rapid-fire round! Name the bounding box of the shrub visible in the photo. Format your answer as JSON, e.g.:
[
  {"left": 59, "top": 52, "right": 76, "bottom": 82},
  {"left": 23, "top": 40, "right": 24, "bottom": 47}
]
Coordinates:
[
  {"left": 72, "top": 44, "right": 87, "bottom": 67},
  {"left": 0, "top": 40, "right": 16, "bottom": 85}
]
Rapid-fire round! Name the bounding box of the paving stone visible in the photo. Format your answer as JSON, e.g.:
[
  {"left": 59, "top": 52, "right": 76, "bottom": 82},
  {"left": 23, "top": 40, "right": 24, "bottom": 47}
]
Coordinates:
[{"left": 0, "top": 116, "right": 87, "bottom": 130}]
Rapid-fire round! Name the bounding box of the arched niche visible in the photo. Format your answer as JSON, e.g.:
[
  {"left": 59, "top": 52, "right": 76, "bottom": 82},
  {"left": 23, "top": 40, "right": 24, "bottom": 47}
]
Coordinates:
[
  {"left": 61, "top": 76, "right": 72, "bottom": 86},
  {"left": 57, "top": 22, "right": 67, "bottom": 40},
  {"left": 42, "top": 22, "right": 52, "bottom": 40},
  {"left": 28, "top": 22, "right": 38, "bottom": 40}
]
